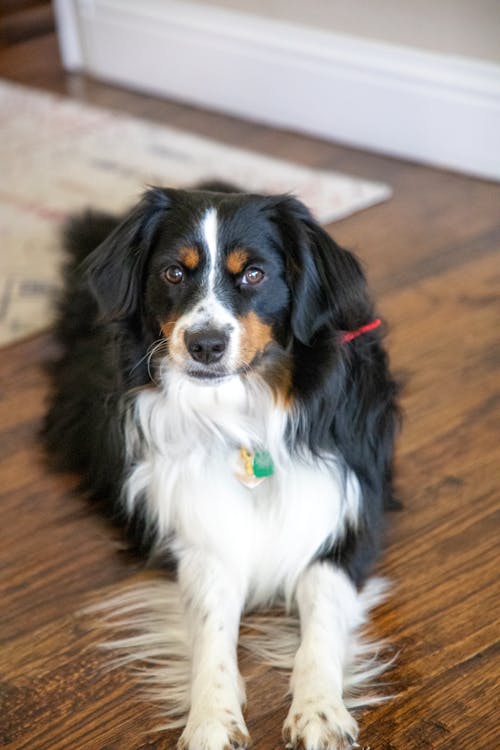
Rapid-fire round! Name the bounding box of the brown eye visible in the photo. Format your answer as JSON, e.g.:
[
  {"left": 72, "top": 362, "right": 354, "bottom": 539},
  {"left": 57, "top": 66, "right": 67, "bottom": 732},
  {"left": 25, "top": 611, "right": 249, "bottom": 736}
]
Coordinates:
[
  {"left": 163, "top": 265, "right": 184, "bottom": 284},
  {"left": 241, "top": 266, "right": 265, "bottom": 286}
]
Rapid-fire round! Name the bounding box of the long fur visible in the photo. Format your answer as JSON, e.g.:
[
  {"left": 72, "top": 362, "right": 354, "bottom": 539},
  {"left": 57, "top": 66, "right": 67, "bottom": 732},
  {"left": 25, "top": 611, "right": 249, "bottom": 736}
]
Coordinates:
[
  {"left": 44, "top": 184, "right": 399, "bottom": 750},
  {"left": 86, "top": 575, "right": 392, "bottom": 730}
]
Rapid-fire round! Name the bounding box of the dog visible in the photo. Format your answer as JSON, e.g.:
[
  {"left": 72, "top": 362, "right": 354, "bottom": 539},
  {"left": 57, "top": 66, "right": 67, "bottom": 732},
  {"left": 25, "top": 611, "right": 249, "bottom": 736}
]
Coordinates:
[{"left": 43, "top": 182, "right": 399, "bottom": 750}]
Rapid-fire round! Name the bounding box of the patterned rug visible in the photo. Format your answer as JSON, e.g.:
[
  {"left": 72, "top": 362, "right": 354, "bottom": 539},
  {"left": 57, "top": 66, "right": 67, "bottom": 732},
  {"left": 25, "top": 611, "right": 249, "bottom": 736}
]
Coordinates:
[{"left": 0, "top": 80, "right": 391, "bottom": 346}]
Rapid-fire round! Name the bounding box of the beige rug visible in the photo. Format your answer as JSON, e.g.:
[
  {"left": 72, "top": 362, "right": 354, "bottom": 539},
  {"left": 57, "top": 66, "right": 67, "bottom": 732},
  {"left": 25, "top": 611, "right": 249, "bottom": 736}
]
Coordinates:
[{"left": 0, "top": 80, "right": 391, "bottom": 346}]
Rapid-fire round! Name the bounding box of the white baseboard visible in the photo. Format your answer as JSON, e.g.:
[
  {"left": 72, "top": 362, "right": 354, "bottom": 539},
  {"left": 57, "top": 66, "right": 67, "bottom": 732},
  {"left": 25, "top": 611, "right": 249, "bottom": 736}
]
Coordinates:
[{"left": 55, "top": 0, "right": 500, "bottom": 181}]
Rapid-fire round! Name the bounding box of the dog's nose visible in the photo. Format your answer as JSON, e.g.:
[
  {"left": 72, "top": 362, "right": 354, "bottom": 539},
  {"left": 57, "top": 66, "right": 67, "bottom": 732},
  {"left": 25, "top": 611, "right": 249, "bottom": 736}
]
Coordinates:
[{"left": 184, "top": 329, "right": 228, "bottom": 365}]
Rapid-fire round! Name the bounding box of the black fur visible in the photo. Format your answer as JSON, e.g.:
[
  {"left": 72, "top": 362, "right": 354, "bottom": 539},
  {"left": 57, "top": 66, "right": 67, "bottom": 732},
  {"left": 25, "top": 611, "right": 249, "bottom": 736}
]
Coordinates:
[
  {"left": 267, "top": 197, "right": 399, "bottom": 584},
  {"left": 43, "top": 186, "right": 399, "bottom": 584}
]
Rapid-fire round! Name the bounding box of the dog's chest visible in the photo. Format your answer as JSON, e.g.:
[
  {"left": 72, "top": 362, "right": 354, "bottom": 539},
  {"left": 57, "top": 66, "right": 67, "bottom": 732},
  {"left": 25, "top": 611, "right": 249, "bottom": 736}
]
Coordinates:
[{"left": 125, "top": 379, "right": 359, "bottom": 602}]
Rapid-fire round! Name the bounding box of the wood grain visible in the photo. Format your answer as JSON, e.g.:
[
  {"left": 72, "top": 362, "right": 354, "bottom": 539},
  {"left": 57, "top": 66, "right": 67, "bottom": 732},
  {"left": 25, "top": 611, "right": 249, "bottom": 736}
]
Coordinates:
[
  {"left": 1, "top": 30, "right": 499, "bottom": 750},
  {"left": 0, "top": 2, "right": 53, "bottom": 47}
]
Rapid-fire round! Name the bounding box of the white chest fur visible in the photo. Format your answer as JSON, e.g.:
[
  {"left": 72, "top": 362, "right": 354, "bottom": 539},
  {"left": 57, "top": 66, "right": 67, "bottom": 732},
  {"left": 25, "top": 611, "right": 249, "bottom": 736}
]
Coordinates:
[{"left": 124, "top": 373, "right": 360, "bottom": 607}]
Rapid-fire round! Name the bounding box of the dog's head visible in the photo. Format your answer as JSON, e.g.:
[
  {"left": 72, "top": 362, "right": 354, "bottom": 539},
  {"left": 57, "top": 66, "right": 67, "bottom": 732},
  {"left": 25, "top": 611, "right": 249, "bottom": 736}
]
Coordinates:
[{"left": 85, "top": 187, "right": 372, "bottom": 398}]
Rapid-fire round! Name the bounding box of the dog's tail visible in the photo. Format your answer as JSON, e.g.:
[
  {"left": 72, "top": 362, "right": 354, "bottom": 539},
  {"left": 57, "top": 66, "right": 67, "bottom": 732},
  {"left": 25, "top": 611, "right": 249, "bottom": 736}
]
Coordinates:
[{"left": 84, "top": 574, "right": 394, "bottom": 732}]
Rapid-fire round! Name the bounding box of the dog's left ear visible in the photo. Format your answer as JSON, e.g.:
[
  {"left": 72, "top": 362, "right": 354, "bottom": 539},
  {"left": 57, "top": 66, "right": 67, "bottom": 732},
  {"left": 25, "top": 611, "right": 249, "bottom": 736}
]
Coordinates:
[
  {"left": 271, "top": 197, "right": 372, "bottom": 345},
  {"left": 84, "top": 187, "right": 171, "bottom": 321}
]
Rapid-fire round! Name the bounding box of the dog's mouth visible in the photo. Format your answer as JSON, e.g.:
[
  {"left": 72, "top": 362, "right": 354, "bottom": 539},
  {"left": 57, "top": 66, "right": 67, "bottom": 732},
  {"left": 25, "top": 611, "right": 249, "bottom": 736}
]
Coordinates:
[{"left": 185, "top": 367, "right": 235, "bottom": 384}]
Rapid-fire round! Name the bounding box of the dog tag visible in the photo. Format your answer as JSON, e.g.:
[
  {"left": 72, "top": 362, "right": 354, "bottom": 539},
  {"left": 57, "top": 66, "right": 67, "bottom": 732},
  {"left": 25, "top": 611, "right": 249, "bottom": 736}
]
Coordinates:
[
  {"left": 234, "top": 447, "right": 274, "bottom": 489},
  {"left": 253, "top": 450, "right": 274, "bottom": 478}
]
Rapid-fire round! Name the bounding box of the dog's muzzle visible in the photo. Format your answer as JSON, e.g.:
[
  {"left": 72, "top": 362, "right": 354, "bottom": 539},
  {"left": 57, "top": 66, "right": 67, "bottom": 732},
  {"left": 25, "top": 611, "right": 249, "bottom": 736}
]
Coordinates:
[{"left": 184, "top": 328, "right": 229, "bottom": 365}]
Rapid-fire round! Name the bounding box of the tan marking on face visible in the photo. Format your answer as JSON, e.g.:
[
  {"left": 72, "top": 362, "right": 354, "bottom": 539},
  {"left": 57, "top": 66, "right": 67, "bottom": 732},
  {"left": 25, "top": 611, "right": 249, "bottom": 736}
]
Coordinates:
[
  {"left": 239, "top": 312, "right": 293, "bottom": 404},
  {"left": 179, "top": 246, "right": 200, "bottom": 270},
  {"left": 239, "top": 311, "right": 273, "bottom": 364},
  {"left": 160, "top": 316, "right": 185, "bottom": 360},
  {"left": 226, "top": 248, "right": 249, "bottom": 275},
  {"left": 160, "top": 320, "right": 175, "bottom": 339},
  {"left": 259, "top": 351, "right": 294, "bottom": 408}
]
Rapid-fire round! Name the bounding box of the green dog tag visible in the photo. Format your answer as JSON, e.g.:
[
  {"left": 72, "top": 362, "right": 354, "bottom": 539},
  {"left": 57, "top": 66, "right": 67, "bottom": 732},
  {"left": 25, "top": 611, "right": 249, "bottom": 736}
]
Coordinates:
[{"left": 253, "top": 450, "right": 274, "bottom": 478}]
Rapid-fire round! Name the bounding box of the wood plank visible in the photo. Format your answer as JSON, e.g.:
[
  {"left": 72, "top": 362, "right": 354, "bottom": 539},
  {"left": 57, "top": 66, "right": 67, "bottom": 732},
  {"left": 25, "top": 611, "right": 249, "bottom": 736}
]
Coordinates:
[{"left": 0, "top": 2, "right": 54, "bottom": 47}]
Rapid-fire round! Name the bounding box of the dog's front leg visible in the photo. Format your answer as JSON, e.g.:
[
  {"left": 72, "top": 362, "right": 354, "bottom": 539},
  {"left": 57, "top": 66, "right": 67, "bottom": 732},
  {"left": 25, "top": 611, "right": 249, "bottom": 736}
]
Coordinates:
[
  {"left": 283, "top": 561, "right": 360, "bottom": 750},
  {"left": 177, "top": 550, "right": 250, "bottom": 750}
]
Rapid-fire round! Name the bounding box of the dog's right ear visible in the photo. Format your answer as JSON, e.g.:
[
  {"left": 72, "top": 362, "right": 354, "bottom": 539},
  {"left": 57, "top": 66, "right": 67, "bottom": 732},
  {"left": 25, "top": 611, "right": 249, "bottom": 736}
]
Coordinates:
[{"left": 83, "top": 187, "right": 170, "bottom": 321}]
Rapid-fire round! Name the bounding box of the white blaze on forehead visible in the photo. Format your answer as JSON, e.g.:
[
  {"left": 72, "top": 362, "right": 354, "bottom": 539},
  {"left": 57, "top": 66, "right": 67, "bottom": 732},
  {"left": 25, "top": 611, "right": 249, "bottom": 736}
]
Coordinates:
[
  {"left": 166, "top": 205, "right": 241, "bottom": 372},
  {"left": 201, "top": 207, "right": 219, "bottom": 293}
]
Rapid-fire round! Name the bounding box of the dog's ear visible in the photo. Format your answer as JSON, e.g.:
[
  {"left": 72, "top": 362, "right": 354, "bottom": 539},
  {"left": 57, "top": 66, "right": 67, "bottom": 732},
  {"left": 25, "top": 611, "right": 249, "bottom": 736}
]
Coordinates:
[
  {"left": 271, "top": 197, "right": 372, "bottom": 345},
  {"left": 83, "top": 187, "right": 171, "bottom": 321}
]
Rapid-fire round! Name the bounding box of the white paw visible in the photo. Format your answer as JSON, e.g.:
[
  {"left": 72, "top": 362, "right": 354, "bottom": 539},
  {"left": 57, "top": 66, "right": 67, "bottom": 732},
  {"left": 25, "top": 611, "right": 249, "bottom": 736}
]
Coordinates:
[
  {"left": 283, "top": 698, "right": 358, "bottom": 750},
  {"left": 178, "top": 711, "right": 250, "bottom": 750}
]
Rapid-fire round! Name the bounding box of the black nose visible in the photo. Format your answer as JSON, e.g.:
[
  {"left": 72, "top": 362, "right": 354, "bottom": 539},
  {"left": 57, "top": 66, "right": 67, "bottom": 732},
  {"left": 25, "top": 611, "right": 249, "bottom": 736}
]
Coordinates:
[{"left": 184, "top": 328, "right": 228, "bottom": 365}]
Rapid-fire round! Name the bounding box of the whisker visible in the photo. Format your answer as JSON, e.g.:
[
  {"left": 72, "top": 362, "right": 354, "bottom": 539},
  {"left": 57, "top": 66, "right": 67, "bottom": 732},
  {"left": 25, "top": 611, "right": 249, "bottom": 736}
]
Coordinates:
[
  {"left": 129, "top": 339, "right": 167, "bottom": 379},
  {"left": 147, "top": 340, "right": 171, "bottom": 385}
]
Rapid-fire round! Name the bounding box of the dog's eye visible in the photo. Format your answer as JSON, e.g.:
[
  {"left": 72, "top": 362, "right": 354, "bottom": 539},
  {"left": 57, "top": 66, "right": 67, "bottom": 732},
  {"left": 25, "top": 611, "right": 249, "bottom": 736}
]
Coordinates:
[
  {"left": 163, "top": 265, "right": 184, "bottom": 285},
  {"left": 241, "top": 267, "right": 265, "bottom": 286}
]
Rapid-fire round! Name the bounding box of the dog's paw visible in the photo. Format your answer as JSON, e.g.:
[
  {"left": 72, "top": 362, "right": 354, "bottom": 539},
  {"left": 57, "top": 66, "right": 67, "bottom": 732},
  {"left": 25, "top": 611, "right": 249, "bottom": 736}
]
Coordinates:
[
  {"left": 282, "top": 698, "right": 358, "bottom": 750},
  {"left": 178, "top": 712, "right": 250, "bottom": 750}
]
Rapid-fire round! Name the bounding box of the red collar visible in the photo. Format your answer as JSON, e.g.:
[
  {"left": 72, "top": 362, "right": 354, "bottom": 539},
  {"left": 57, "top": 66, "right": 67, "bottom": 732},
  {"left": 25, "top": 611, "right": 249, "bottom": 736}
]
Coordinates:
[{"left": 340, "top": 318, "right": 381, "bottom": 343}]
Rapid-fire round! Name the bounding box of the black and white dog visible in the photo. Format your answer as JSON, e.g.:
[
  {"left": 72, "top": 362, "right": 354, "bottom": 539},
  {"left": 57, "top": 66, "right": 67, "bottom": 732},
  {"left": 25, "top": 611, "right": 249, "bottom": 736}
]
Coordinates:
[{"left": 44, "top": 184, "right": 398, "bottom": 750}]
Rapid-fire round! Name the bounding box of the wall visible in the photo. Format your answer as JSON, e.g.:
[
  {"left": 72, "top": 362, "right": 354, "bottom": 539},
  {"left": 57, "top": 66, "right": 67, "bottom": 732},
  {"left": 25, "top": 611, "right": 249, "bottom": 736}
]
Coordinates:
[
  {"left": 194, "top": 0, "right": 500, "bottom": 63},
  {"left": 54, "top": 0, "right": 500, "bottom": 180}
]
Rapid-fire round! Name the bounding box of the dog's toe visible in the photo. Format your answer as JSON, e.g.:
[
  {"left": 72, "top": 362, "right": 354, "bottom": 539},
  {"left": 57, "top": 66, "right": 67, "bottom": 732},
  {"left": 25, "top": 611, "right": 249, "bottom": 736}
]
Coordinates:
[
  {"left": 178, "top": 714, "right": 250, "bottom": 750},
  {"left": 283, "top": 698, "right": 357, "bottom": 750}
]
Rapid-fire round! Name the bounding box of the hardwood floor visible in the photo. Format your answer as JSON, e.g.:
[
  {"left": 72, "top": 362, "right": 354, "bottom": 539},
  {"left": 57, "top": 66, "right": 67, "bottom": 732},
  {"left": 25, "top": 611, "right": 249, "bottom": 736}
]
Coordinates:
[
  {"left": 1, "top": 31, "right": 499, "bottom": 750},
  {"left": 0, "top": 1, "right": 54, "bottom": 47}
]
